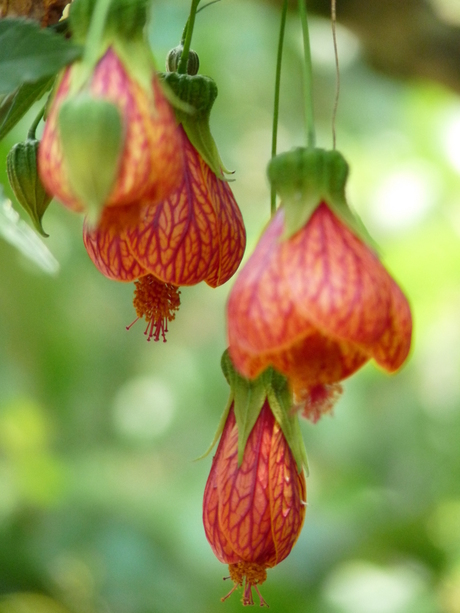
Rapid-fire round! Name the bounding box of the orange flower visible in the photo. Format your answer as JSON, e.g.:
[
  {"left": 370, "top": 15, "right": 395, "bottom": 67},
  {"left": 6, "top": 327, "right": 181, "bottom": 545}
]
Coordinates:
[
  {"left": 83, "top": 125, "right": 246, "bottom": 339},
  {"left": 39, "top": 48, "right": 183, "bottom": 214},
  {"left": 203, "top": 400, "right": 306, "bottom": 606},
  {"left": 227, "top": 202, "right": 412, "bottom": 412}
]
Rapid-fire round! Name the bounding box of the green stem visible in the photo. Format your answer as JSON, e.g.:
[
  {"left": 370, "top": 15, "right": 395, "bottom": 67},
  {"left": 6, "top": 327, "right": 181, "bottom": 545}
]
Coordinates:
[
  {"left": 83, "top": 0, "right": 114, "bottom": 70},
  {"left": 298, "top": 0, "right": 315, "bottom": 148},
  {"left": 178, "top": 0, "right": 201, "bottom": 74},
  {"left": 28, "top": 105, "right": 45, "bottom": 140},
  {"left": 270, "top": 0, "right": 288, "bottom": 216}
]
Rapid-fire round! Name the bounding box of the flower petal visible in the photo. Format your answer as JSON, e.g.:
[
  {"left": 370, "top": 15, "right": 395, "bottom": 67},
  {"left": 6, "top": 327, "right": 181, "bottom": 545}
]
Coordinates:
[
  {"left": 227, "top": 211, "right": 315, "bottom": 355},
  {"left": 284, "top": 203, "right": 393, "bottom": 347},
  {"left": 83, "top": 206, "right": 147, "bottom": 281},
  {"left": 126, "top": 127, "right": 219, "bottom": 286},
  {"left": 268, "top": 421, "right": 306, "bottom": 566},
  {"left": 205, "top": 176, "right": 246, "bottom": 288},
  {"left": 217, "top": 404, "right": 275, "bottom": 563},
  {"left": 372, "top": 278, "right": 412, "bottom": 371},
  {"left": 203, "top": 409, "right": 240, "bottom": 565}
]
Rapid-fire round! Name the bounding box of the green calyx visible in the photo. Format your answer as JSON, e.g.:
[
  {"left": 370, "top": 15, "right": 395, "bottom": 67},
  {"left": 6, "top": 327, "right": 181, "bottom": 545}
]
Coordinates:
[
  {"left": 161, "top": 71, "right": 229, "bottom": 179},
  {"left": 58, "top": 94, "right": 124, "bottom": 223},
  {"left": 70, "top": 0, "right": 149, "bottom": 45},
  {"left": 68, "top": 0, "right": 155, "bottom": 95},
  {"left": 203, "top": 351, "right": 308, "bottom": 473},
  {"left": 268, "top": 147, "right": 373, "bottom": 244},
  {"left": 6, "top": 139, "right": 52, "bottom": 237}
]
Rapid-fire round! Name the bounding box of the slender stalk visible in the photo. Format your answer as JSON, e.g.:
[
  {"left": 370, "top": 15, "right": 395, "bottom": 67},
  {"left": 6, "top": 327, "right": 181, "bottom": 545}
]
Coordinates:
[
  {"left": 177, "top": 0, "right": 201, "bottom": 74},
  {"left": 298, "top": 0, "right": 315, "bottom": 148},
  {"left": 83, "top": 0, "right": 114, "bottom": 72},
  {"left": 270, "top": 0, "right": 288, "bottom": 216},
  {"left": 331, "top": 0, "right": 340, "bottom": 149},
  {"left": 28, "top": 106, "right": 45, "bottom": 140}
]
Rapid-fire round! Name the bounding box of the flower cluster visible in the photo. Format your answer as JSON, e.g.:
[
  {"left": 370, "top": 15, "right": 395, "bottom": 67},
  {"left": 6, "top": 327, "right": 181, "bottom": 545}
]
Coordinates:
[{"left": 7, "top": 0, "right": 414, "bottom": 607}]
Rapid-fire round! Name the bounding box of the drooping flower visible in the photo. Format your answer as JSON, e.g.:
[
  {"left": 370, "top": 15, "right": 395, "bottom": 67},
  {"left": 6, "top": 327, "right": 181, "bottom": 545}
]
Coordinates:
[
  {"left": 227, "top": 148, "right": 412, "bottom": 417},
  {"left": 203, "top": 400, "right": 306, "bottom": 606},
  {"left": 38, "top": 0, "right": 183, "bottom": 218},
  {"left": 203, "top": 352, "right": 308, "bottom": 605},
  {"left": 83, "top": 123, "right": 246, "bottom": 339}
]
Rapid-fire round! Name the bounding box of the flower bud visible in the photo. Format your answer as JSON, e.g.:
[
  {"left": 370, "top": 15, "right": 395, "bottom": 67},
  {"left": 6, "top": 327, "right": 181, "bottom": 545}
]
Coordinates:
[
  {"left": 203, "top": 400, "right": 306, "bottom": 605},
  {"left": 7, "top": 139, "right": 52, "bottom": 237},
  {"left": 166, "top": 45, "right": 200, "bottom": 75}
]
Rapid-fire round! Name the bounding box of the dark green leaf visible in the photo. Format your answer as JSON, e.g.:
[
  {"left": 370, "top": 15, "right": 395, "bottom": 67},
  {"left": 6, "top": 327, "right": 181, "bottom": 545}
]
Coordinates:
[
  {"left": 0, "top": 19, "right": 82, "bottom": 95},
  {"left": 0, "top": 76, "right": 54, "bottom": 142}
]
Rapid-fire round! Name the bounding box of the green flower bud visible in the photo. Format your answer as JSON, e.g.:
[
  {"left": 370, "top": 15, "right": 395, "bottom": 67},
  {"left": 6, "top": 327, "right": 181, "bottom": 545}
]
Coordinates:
[
  {"left": 166, "top": 46, "right": 200, "bottom": 76},
  {"left": 7, "top": 139, "right": 52, "bottom": 237}
]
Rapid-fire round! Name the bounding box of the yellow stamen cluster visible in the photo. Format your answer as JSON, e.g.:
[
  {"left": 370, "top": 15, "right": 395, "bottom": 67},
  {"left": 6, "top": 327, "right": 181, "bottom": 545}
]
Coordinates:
[{"left": 223, "top": 562, "right": 268, "bottom": 607}]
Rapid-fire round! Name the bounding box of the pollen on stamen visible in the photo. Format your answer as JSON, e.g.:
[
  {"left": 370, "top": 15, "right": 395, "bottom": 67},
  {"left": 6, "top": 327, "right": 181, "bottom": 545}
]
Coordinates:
[
  {"left": 222, "top": 562, "right": 269, "bottom": 607},
  {"left": 294, "top": 383, "right": 343, "bottom": 423},
  {"left": 126, "top": 274, "right": 181, "bottom": 342}
]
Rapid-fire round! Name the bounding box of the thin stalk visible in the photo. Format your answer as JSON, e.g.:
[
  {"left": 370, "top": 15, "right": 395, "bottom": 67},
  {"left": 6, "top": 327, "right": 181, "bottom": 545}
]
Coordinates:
[
  {"left": 270, "top": 0, "right": 288, "bottom": 216},
  {"left": 83, "top": 0, "right": 114, "bottom": 72},
  {"left": 331, "top": 0, "right": 340, "bottom": 149},
  {"left": 298, "top": 0, "right": 315, "bottom": 148},
  {"left": 28, "top": 105, "right": 45, "bottom": 140},
  {"left": 177, "top": 0, "right": 201, "bottom": 74}
]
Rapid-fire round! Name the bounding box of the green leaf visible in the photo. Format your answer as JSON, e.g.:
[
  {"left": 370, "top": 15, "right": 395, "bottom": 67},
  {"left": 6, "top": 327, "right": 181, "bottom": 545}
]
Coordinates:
[
  {"left": 0, "top": 76, "right": 54, "bottom": 142},
  {"left": 0, "top": 186, "right": 59, "bottom": 275},
  {"left": 0, "top": 19, "right": 82, "bottom": 95}
]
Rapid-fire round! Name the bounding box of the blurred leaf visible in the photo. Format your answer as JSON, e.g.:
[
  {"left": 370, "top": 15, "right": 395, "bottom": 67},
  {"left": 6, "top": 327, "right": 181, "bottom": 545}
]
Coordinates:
[
  {"left": 0, "top": 186, "right": 59, "bottom": 275},
  {"left": 0, "top": 76, "right": 54, "bottom": 142},
  {"left": 0, "top": 19, "right": 82, "bottom": 95},
  {"left": 0, "top": 593, "right": 71, "bottom": 613}
]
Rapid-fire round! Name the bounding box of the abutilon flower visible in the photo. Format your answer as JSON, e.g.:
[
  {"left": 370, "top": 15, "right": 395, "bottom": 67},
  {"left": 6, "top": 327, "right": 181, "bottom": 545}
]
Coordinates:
[
  {"left": 203, "top": 400, "right": 306, "bottom": 606},
  {"left": 39, "top": 49, "right": 183, "bottom": 215},
  {"left": 227, "top": 148, "right": 412, "bottom": 420},
  {"left": 38, "top": 0, "right": 183, "bottom": 218},
  {"left": 83, "top": 124, "right": 246, "bottom": 340}
]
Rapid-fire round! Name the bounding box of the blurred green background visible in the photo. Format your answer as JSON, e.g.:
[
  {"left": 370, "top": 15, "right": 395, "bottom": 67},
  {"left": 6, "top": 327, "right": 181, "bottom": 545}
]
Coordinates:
[{"left": 1, "top": 1, "right": 460, "bottom": 612}]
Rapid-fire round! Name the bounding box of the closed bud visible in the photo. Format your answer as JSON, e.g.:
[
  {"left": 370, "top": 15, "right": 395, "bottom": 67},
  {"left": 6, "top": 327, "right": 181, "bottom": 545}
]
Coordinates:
[
  {"left": 7, "top": 139, "right": 52, "bottom": 237},
  {"left": 166, "top": 45, "right": 200, "bottom": 75}
]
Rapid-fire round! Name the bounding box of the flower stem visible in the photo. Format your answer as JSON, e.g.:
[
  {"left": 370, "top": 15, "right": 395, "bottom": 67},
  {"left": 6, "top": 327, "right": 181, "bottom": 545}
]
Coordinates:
[
  {"left": 83, "top": 0, "right": 114, "bottom": 72},
  {"left": 298, "top": 0, "right": 315, "bottom": 148},
  {"left": 27, "top": 105, "right": 45, "bottom": 140},
  {"left": 178, "top": 0, "right": 201, "bottom": 74},
  {"left": 270, "top": 0, "right": 288, "bottom": 216}
]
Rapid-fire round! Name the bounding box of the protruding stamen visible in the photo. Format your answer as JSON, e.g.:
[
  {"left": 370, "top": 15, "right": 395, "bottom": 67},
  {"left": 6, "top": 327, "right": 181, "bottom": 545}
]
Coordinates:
[
  {"left": 127, "top": 274, "right": 181, "bottom": 342},
  {"left": 294, "top": 382, "right": 343, "bottom": 423},
  {"left": 224, "top": 562, "right": 268, "bottom": 607}
]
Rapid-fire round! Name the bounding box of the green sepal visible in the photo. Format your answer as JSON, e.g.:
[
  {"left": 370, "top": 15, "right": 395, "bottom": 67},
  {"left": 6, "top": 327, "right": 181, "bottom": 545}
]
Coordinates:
[
  {"left": 161, "top": 72, "right": 229, "bottom": 179},
  {"left": 58, "top": 94, "right": 124, "bottom": 223},
  {"left": 6, "top": 139, "right": 52, "bottom": 237},
  {"left": 68, "top": 0, "right": 155, "bottom": 96},
  {"left": 0, "top": 75, "right": 54, "bottom": 142},
  {"left": 264, "top": 369, "right": 309, "bottom": 474},
  {"left": 70, "top": 0, "right": 149, "bottom": 44},
  {"left": 221, "top": 350, "right": 267, "bottom": 465},
  {"left": 268, "top": 147, "right": 374, "bottom": 246}
]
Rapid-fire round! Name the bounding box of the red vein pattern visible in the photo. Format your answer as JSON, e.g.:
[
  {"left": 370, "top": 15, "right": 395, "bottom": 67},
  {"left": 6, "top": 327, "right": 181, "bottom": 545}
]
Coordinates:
[
  {"left": 39, "top": 48, "right": 183, "bottom": 213},
  {"left": 227, "top": 203, "right": 412, "bottom": 394},
  {"left": 83, "top": 125, "right": 246, "bottom": 288},
  {"left": 203, "top": 401, "right": 306, "bottom": 571}
]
